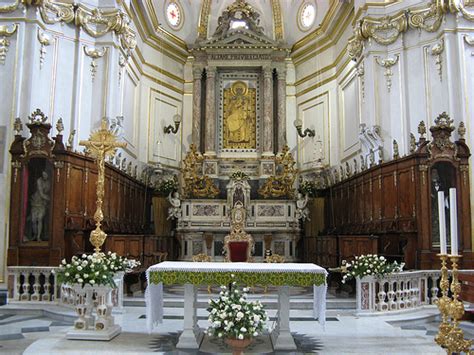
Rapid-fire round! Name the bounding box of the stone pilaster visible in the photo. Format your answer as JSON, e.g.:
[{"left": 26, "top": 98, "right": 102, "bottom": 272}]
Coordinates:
[
  {"left": 262, "top": 66, "right": 274, "bottom": 156},
  {"left": 192, "top": 67, "right": 203, "bottom": 150},
  {"left": 276, "top": 67, "right": 287, "bottom": 152},
  {"left": 204, "top": 66, "right": 217, "bottom": 156}
]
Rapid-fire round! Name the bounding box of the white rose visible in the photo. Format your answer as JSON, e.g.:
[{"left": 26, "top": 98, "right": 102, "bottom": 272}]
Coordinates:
[
  {"left": 240, "top": 327, "right": 247, "bottom": 332},
  {"left": 218, "top": 333, "right": 222, "bottom": 338},
  {"left": 253, "top": 315, "right": 260, "bottom": 322},
  {"left": 102, "top": 275, "right": 107, "bottom": 279},
  {"left": 74, "top": 261, "right": 79, "bottom": 266},
  {"left": 83, "top": 274, "right": 88, "bottom": 278},
  {"left": 238, "top": 334, "right": 244, "bottom": 340},
  {"left": 253, "top": 331, "right": 258, "bottom": 336},
  {"left": 82, "top": 254, "right": 87, "bottom": 258},
  {"left": 65, "top": 272, "right": 70, "bottom": 277},
  {"left": 78, "top": 278, "right": 83, "bottom": 283},
  {"left": 61, "top": 259, "right": 67, "bottom": 265},
  {"left": 90, "top": 280, "right": 95, "bottom": 285},
  {"left": 77, "top": 266, "right": 82, "bottom": 271},
  {"left": 236, "top": 312, "right": 244, "bottom": 319}
]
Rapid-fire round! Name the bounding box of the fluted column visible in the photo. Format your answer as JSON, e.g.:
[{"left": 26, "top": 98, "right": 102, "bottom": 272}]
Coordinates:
[
  {"left": 262, "top": 66, "right": 274, "bottom": 156},
  {"left": 192, "top": 67, "right": 203, "bottom": 150},
  {"left": 276, "top": 67, "right": 287, "bottom": 151},
  {"left": 204, "top": 66, "right": 217, "bottom": 156}
]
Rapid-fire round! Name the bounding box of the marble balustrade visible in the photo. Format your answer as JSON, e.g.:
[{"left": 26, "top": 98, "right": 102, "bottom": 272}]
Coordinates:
[
  {"left": 7, "top": 266, "right": 124, "bottom": 310},
  {"left": 356, "top": 270, "right": 473, "bottom": 315}
]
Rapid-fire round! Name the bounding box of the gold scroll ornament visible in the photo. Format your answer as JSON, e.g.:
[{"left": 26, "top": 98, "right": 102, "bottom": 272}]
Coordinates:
[
  {"left": 181, "top": 144, "right": 219, "bottom": 198},
  {"left": 79, "top": 119, "right": 126, "bottom": 252},
  {"left": 259, "top": 145, "right": 298, "bottom": 199},
  {"left": 223, "top": 81, "right": 256, "bottom": 150}
]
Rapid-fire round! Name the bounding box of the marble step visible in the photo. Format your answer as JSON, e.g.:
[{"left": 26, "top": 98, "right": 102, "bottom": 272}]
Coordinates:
[{"left": 123, "top": 297, "right": 356, "bottom": 310}]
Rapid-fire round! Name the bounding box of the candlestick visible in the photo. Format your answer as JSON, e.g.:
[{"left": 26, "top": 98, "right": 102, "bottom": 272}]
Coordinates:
[
  {"left": 437, "top": 191, "right": 447, "bottom": 255},
  {"left": 449, "top": 188, "right": 458, "bottom": 256}
]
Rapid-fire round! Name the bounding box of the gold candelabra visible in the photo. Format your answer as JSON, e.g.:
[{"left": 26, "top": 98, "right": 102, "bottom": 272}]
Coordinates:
[
  {"left": 79, "top": 119, "right": 126, "bottom": 252},
  {"left": 435, "top": 254, "right": 472, "bottom": 354}
]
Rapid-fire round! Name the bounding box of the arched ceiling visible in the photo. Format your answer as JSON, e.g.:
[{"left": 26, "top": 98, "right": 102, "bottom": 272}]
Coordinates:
[{"left": 149, "top": 0, "right": 331, "bottom": 47}]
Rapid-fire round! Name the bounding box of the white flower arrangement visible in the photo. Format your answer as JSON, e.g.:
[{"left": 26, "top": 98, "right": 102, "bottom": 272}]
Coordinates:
[
  {"left": 341, "top": 254, "right": 404, "bottom": 283},
  {"left": 56, "top": 251, "right": 140, "bottom": 288},
  {"left": 206, "top": 282, "right": 267, "bottom": 340}
]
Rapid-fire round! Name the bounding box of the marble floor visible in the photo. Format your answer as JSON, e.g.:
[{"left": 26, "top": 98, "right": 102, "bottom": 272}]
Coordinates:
[{"left": 0, "top": 288, "right": 472, "bottom": 354}]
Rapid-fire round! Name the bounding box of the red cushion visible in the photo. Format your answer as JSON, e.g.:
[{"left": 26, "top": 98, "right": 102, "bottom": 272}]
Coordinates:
[{"left": 228, "top": 241, "right": 249, "bottom": 262}]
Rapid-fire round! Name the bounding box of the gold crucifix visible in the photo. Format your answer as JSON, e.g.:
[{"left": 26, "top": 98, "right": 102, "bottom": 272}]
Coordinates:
[{"left": 80, "top": 119, "right": 127, "bottom": 252}]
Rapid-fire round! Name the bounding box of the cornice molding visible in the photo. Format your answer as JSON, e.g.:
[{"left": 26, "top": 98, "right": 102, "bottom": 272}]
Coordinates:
[
  {"left": 347, "top": 0, "right": 474, "bottom": 60},
  {"left": 0, "top": 0, "right": 137, "bottom": 55}
]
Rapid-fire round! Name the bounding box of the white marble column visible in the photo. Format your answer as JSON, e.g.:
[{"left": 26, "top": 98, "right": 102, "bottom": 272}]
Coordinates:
[
  {"left": 176, "top": 283, "right": 203, "bottom": 348},
  {"left": 271, "top": 285, "right": 297, "bottom": 350},
  {"left": 204, "top": 66, "right": 216, "bottom": 156},
  {"left": 276, "top": 66, "right": 287, "bottom": 152},
  {"left": 262, "top": 66, "right": 274, "bottom": 156},
  {"left": 192, "top": 67, "right": 203, "bottom": 150}
]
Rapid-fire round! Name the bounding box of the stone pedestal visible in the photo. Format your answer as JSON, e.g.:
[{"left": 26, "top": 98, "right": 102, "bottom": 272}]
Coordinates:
[{"left": 66, "top": 284, "right": 121, "bottom": 341}]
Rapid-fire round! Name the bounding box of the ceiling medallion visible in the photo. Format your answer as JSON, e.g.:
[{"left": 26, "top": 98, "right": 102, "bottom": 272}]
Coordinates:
[
  {"left": 298, "top": 1, "right": 316, "bottom": 32},
  {"left": 165, "top": 1, "right": 184, "bottom": 30}
]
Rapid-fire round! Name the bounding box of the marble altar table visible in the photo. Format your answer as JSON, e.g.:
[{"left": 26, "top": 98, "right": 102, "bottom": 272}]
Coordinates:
[{"left": 145, "top": 261, "right": 327, "bottom": 350}]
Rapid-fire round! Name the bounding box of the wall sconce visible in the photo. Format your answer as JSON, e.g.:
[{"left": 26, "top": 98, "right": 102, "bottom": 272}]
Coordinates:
[
  {"left": 164, "top": 114, "right": 181, "bottom": 134},
  {"left": 294, "top": 119, "right": 315, "bottom": 138}
]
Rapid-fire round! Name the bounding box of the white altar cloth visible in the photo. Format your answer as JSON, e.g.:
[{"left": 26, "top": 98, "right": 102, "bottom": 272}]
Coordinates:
[{"left": 145, "top": 261, "right": 328, "bottom": 338}]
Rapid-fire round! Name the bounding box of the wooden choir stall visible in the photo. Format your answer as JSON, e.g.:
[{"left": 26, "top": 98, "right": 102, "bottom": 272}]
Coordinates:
[
  {"left": 7, "top": 109, "right": 175, "bottom": 271},
  {"left": 304, "top": 113, "right": 472, "bottom": 270}
]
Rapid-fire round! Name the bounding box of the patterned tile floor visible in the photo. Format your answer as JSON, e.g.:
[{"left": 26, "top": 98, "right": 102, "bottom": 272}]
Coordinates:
[{"left": 1, "top": 305, "right": 470, "bottom": 354}]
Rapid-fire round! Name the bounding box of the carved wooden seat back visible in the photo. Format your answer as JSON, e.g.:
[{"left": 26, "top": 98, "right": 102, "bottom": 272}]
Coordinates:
[{"left": 224, "top": 201, "right": 254, "bottom": 262}]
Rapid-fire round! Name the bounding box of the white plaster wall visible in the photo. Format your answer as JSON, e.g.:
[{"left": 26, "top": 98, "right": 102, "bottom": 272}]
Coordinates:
[
  {"left": 294, "top": 0, "right": 474, "bottom": 242},
  {"left": 0, "top": 1, "right": 186, "bottom": 287}
]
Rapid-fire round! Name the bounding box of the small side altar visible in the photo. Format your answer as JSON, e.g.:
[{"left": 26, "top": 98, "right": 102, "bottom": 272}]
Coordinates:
[{"left": 145, "top": 261, "right": 327, "bottom": 350}]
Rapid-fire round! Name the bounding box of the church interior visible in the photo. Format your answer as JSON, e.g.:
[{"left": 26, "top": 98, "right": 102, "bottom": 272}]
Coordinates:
[{"left": 0, "top": 0, "right": 474, "bottom": 353}]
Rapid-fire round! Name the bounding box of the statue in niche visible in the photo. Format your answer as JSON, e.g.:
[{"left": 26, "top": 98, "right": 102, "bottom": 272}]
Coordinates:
[
  {"left": 223, "top": 81, "right": 256, "bottom": 150},
  {"left": 167, "top": 191, "right": 182, "bottom": 220},
  {"left": 430, "top": 164, "right": 454, "bottom": 247},
  {"left": 27, "top": 169, "right": 51, "bottom": 241}
]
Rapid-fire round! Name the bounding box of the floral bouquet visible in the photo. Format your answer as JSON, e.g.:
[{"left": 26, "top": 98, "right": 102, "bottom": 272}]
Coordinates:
[
  {"left": 155, "top": 176, "right": 178, "bottom": 196},
  {"left": 299, "top": 180, "right": 317, "bottom": 197},
  {"left": 206, "top": 281, "right": 267, "bottom": 340},
  {"left": 55, "top": 251, "right": 140, "bottom": 288},
  {"left": 230, "top": 171, "right": 249, "bottom": 181},
  {"left": 341, "top": 254, "right": 404, "bottom": 283}
]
